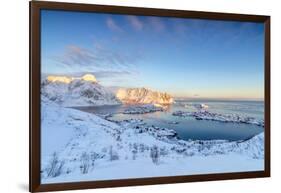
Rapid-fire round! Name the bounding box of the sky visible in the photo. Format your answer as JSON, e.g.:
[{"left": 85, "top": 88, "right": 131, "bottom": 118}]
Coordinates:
[{"left": 41, "top": 10, "right": 265, "bottom": 100}]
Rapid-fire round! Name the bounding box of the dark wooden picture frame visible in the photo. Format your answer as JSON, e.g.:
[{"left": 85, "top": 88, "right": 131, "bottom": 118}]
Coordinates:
[{"left": 30, "top": 1, "right": 270, "bottom": 192}]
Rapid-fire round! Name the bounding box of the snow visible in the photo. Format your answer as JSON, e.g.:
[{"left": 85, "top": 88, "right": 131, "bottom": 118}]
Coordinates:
[
  {"left": 41, "top": 101, "right": 264, "bottom": 184},
  {"left": 116, "top": 87, "right": 174, "bottom": 105},
  {"left": 43, "top": 154, "right": 263, "bottom": 184},
  {"left": 199, "top": 103, "right": 209, "bottom": 109},
  {"left": 123, "top": 104, "right": 164, "bottom": 114},
  {"left": 81, "top": 74, "right": 97, "bottom": 82},
  {"left": 47, "top": 75, "right": 73, "bottom": 84},
  {"left": 172, "top": 110, "right": 264, "bottom": 127},
  {"left": 41, "top": 101, "right": 75, "bottom": 157},
  {"left": 41, "top": 75, "right": 121, "bottom": 107},
  {"left": 46, "top": 74, "right": 97, "bottom": 84},
  {"left": 41, "top": 99, "right": 120, "bottom": 157}
]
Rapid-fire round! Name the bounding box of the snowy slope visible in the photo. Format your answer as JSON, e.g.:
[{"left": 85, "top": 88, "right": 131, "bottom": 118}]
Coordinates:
[
  {"left": 41, "top": 102, "right": 264, "bottom": 184},
  {"left": 41, "top": 74, "right": 121, "bottom": 107}
]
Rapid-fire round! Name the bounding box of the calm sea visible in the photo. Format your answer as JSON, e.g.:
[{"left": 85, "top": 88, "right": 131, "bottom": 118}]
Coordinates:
[{"left": 75, "top": 100, "right": 264, "bottom": 141}]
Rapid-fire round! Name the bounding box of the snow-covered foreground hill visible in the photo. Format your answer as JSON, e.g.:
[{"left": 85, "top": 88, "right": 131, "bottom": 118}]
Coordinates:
[{"left": 41, "top": 101, "right": 264, "bottom": 184}]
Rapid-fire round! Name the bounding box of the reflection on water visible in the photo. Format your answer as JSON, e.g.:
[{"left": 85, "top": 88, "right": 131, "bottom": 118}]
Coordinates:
[{"left": 74, "top": 100, "right": 264, "bottom": 141}]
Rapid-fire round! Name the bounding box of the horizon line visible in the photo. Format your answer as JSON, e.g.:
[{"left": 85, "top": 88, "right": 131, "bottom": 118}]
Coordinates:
[
  {"left": 41, "top": 73, "right": 263, "bottom": 101},
  {"left": 174, "top": 97, "right": 264, "bottom": 102}
]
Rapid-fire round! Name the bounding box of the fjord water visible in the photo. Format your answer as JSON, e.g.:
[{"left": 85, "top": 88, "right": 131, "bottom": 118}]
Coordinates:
[{"left": 76, "top": 100, "right": 264, "bottom": 141}]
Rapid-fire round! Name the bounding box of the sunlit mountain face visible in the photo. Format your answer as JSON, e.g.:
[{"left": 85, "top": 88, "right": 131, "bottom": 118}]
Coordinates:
[
  {"left": 116, "top": 87, "right": 174, "bottom": 105},
  {"left": 42, "top": 74, "right": 121, "bottom": 107},
  {"left": 42, "top": 74, "right": 174, "bottom": 107},
  {"left": 46, "top": 74, "right": 97, "bottom": 84}
]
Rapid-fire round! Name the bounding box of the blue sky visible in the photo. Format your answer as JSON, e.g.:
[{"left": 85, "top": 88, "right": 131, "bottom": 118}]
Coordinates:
[{"left": 41, "top": 10, "right": 264, "bottom": 100}]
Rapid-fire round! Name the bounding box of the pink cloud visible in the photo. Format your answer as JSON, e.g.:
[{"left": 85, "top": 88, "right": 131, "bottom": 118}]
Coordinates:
[
  {"left": 106, "top": 17, "right": 123, "bottom": 32},
  {"left": 127, "top": 16, "right": 143, "bottom": 31}
]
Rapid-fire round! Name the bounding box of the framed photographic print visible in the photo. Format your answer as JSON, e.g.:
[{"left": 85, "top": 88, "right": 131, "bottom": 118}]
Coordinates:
[{"left": 30, "top": 1, "right": 270, "bottom": 192}]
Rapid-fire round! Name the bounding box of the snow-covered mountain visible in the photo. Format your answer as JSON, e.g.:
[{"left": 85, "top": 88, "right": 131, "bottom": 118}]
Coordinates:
[
  {"left": 40, "top": 74, "right": 264, "bottom": 184},
  {"left": 41, "top": 74, "right": 121, "bottom": 107},
  {"left": 116, "top": 87, "right": 173, "bottom": 105},
  {"left": 42, "top": 74, "right": 174, "bottom": 107}
]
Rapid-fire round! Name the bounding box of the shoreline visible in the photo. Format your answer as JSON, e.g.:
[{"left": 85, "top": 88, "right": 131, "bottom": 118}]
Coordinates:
[
  {"left": 74, "top": 103, "right": 264, "bottom": 141},
  {"left": 41, "top": 102, "right": 264, "bottom": 184}
]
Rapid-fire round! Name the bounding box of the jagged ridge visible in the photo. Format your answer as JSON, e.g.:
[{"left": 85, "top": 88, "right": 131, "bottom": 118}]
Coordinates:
[
  {"left": 41, "top": 74, "right": 121, "bottom": 107},
  {"left": 116, "top": 87, "right": 173, "bottom": 105}
]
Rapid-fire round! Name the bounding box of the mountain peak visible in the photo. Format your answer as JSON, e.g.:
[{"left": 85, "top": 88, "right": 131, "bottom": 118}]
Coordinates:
[
  {"left": 81, "top": 74, "right": 97, "bottom": 83},
  {"left": 47, "top": 75, "right": 72, "bottom": 84},
  {"left": 42, "top": 74, "right": 120, "bottom": 106},
  {"left": 46, "top": 74, "right": 97, "bottom": 84}
]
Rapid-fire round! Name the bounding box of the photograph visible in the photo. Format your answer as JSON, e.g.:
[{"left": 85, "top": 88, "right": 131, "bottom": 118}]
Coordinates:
[{"left": 40, "top": 9, "right": 265, "bottom": 184}]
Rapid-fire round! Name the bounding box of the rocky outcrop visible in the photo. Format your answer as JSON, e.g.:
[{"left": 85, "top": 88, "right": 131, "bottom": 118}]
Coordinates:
[{"left": 116, "top": 87, "right": 173, "bottom": 105}]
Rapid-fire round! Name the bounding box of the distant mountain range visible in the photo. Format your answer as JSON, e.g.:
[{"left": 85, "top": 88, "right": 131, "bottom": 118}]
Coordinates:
[
  {"left": 116, "top": 87, "right": 173, "bottom": 105},
  {"left": 41, "top": 74, "right": 174, "bottom": 106}
]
